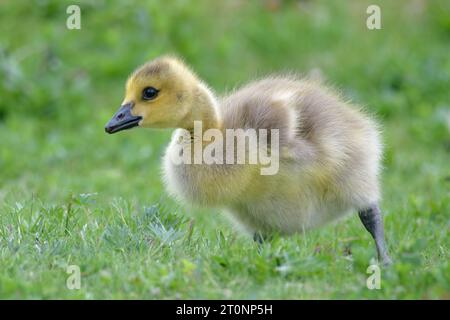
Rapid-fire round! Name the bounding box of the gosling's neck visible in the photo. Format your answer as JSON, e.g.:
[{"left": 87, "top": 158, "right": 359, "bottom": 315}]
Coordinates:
[{"left": 186, "top": 82, "right": 222, "bottom": 134}]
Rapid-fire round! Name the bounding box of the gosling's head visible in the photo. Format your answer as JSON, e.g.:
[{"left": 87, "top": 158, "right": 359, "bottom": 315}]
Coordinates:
[{"left": 105, "top": 56, "right": 202, "bottom": 134}]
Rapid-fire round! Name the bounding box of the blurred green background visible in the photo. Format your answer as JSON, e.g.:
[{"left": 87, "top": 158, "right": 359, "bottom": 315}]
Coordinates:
[{"left": 0, "top": 0, "right": 449, "bottom": 299}]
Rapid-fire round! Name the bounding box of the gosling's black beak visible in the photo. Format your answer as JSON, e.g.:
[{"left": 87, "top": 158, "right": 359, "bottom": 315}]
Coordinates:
[{"left": 105, "top": 102, "right": 142, "bottom": 134}]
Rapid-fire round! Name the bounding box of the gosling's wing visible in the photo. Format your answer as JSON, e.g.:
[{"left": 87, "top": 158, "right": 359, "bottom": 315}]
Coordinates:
[{"left": 220, "top": 77, "right": 303, "bottom": 147}]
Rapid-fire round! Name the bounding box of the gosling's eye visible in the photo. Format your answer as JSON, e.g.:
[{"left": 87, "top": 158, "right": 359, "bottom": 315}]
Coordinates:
[{"left": 142, "top": 87, "right": 159, "bottom": 100}]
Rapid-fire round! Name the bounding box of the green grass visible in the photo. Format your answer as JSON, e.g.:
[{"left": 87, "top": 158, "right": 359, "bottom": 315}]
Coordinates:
[{"left": 0, "top": 0, "right": 449, "bottom": 299}]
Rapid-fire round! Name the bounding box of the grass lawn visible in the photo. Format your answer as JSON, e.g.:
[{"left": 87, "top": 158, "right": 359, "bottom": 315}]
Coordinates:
[{"left": 0, "top": 0, "right": 449, "bottom": 299}]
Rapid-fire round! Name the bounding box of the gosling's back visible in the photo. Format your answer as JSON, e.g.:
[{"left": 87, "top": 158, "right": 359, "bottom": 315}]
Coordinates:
[{"left": 220, "top": 76, "right": 382, "bottom": 204}]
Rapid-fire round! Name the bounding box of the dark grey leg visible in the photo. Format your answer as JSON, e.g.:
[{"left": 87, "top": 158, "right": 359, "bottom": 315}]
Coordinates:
[
  {"left": 253, "top": 232, "right": 266, "bottom": 244},
  {"left": 358, "top": 204, "right": 392, "bottom": 266}
]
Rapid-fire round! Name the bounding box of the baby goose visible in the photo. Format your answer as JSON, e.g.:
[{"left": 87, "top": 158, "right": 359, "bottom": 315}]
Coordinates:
[{"left": 105, "top": 55, "right": 392, "bottom": 265}]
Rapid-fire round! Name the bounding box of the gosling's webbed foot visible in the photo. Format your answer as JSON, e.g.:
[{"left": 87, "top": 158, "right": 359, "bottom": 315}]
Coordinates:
[{"left": 358, "top": 204, "right": 392, "bottom": 266}]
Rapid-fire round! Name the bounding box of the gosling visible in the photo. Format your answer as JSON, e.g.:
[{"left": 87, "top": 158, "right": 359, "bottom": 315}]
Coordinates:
[{"left": 105, "top": 55, "right": 392, "bottom": 265}]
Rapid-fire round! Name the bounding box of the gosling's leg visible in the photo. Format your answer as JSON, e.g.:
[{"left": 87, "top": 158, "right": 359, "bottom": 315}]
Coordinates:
[
  {"left": 253, "top": 232, "right": 269, "bottom": 244},
  {"left": 358, "top": 204, "right": 392, "bottom": 266}
]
